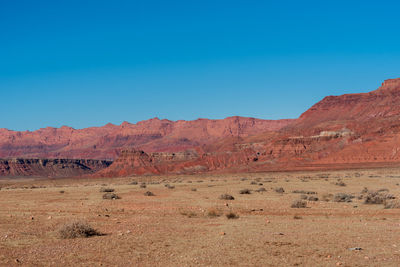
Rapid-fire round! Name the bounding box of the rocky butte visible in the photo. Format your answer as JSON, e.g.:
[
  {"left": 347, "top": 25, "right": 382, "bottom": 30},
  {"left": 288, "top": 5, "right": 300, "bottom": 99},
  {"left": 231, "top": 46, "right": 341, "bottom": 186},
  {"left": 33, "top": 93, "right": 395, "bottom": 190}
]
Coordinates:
[{"left": 2, "top": 78, "right": 400, "bottom": 177}]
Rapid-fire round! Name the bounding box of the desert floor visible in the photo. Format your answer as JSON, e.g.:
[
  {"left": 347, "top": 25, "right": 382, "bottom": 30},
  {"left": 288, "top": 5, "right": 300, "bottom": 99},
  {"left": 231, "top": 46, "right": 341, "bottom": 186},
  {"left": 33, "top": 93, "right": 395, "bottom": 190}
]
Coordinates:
[{"left": 1, "top": 168, "right": 400, "bottom": 266}]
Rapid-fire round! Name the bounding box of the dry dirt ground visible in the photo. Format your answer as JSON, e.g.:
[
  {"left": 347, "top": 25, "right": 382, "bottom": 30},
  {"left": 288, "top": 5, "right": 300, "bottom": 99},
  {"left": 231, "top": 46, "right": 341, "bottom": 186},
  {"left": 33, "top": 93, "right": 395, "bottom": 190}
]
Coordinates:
[{"left": 1, "top": 169, "right": 400, "bottom": 266}]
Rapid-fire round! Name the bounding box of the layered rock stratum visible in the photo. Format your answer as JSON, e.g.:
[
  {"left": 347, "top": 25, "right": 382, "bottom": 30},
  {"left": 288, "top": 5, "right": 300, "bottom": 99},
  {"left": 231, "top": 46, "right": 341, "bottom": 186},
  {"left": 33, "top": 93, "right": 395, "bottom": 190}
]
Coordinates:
[
  {"left": 0, "top": 158, "right": 112, "bottom": 177},
  {"left": 98, "top": 78, "right": 400, "bottom": 176},
  {"left": 3, "top": 78, "right": 400, "bottom": 177}
]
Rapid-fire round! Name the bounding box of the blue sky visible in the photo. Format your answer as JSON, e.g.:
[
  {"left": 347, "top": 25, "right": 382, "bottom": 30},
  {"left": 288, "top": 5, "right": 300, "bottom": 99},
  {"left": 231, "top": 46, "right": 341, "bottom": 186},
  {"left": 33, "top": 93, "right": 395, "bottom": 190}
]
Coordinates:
[{"left": 1, "top": 0, "right": 399, "bottom": 131}]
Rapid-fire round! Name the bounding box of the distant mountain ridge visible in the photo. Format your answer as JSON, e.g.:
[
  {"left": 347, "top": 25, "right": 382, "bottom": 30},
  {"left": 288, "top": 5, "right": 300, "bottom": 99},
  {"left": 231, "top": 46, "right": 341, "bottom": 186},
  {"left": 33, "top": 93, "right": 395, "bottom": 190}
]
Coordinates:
[
  {"left": 3, "top": 78, "right": 400, "bottom": 177},
  {"left": 0, "top": 116, "right": 294, "bottom": 160}
]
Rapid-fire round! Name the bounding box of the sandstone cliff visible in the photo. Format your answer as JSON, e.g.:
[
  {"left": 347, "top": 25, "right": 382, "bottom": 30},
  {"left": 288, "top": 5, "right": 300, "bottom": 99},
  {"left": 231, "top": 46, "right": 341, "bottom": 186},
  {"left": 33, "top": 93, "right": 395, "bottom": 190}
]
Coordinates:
[{"left": 0, "top": 158, "right": 112, "bottom": 177}]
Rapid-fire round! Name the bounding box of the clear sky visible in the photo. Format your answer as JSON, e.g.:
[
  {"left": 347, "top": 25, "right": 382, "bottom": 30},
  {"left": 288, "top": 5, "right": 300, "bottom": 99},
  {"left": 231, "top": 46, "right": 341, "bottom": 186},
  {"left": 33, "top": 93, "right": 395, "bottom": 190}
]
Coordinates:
[{"left": 1, "top": 0, "right": 400, "bottom": 131}]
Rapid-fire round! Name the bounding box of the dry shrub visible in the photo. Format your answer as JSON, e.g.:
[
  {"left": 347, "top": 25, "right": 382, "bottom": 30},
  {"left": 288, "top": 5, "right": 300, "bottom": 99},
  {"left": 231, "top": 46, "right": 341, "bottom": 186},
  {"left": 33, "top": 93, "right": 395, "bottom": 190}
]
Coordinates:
[
  {"left": 364, "top": 191, "right": 394, "bottom": 204},
  {"left": 219, "top": 194, "right": 235, "bottom": 200},
  {"left": 308, "top": 196, "right": 319, "bottom": 201},
  {"left": 59, "top": 190, "right": 65, "bottom": 194},
  {"left": 99, "top": 188, "right": 114, "bottom": 193},
  {"left": 102, "top": 193, "right": 120, "bottom": 200},
  {"left": 250, "top": 181, "right": 257, "bottom": 185},
  {"left": 333, "top": 193, "right": 354, "bottom": 202},
  {"left": 239, "top": 189, "right": 251, "bottom": 194},
  {"left": 167, "top": 185, "right": 175, "bottom": 189},
  {"left": 292, "top": 190, "right": 317, "bottom": 195},
  {"left": 144, "top": 191, "right": 155, "bottom": 196},
  {"left": 300, "top": 194, "right": 308, "bottom": 200},
  {"left": 191, "top": 188, "right": 197, "bottom": 191},
  {"left": 59, "top": 221, "right": 100, "bottom": 239},
  {"left": 291, "top": 200, "right": 307, "bottom": 208},
  {"left": 384, "top": 200, "right": 400, "bottom": 209},
  {"left": 275, "top": 187, "right": 285, "bottom": 193},
  {"left": 321, "top": 193, "right": 333, "bottom": 202},
  {"left": 207, "top": 208, "right": 222, "bottom": 217},
  {"left": 255, "top": 187, "right": 266, "bottom": 192},
  {"left": 226, "top": 212, "right": 239, "bottom": 219},
  {"left": 293, "top": 215, "right": 302, "bottom": 219},
  {"left": 180, "top": 210, "right": 197, "bottom": 218},
  {"left": 335, "top": 181, "right": 346, "bottom": 187},
  {"left": 140, "top": 183, "right": 147, "bottom": 188}
]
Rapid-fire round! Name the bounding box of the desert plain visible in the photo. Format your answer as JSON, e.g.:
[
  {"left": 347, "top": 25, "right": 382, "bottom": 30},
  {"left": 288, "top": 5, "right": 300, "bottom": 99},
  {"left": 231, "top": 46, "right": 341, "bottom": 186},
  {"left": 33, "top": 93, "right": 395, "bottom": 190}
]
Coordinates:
[{"left": 1, "top": 168, "right": 400, "bottom": 267}]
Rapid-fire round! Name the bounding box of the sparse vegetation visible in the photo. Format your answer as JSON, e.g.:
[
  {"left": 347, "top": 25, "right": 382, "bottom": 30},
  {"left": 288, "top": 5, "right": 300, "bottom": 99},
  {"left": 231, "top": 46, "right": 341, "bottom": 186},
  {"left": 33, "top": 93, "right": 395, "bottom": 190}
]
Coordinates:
[
  {"left": 275, "top": 187, "right": 285, "bottom": 193},
  {"left": 207, "top": 208, "right": 221, "bottom": 217},
  {"left": 102, "top": 193, "right": 121, "bottom": 200},
  {"left": 59, "top": 221, "right": 100, "bottom": 239},
  {"left": 292, "top": 190, "right": 317, "bottom": 194},
  {"left": 129, "top": 181, "right": 138, "bottom": 185},
  {"left": 239, "top": 189, "right": 251, "bottom": 194},
  {"left": 293, "top": 215, "right": 303, "bottom": 219},
  {"left": 226, "top": 212, "right": 239, "bottom": 219},
  {"left": 219, "top": 194, "right": 235, "bottom": 200},
  {"left": 335, "top": 181, "right": 347, "bottom": 187},
  {"left": 384, "top": 200, "right": 400, "bottom": 209},
  {"left": 333, "top": 193, "right": 354, "bottom": 202},
  {"left": 191, "top": 188, "right": 197, "bottom": 191},
  {"left": 99, "top": 188, "right": 115, "bottom": 193},
  {"left": 321, "top": 193, "right": 333, "bottom": 202},
  {"left": 308, "top": 196, "right": 319, "bottom": 201},
  {"left": 291, "top": 200, "right": 307, "bottom": 208},
  {"left": 144, "top": 191, "right": 155, "bottom": 196},
  {"left": 255, "top": 187, "right": 266, "bottom": 192},
  {"left": 140, "top": 183, "right": 147, "bottom": 188},
  {"left": 363, "top": 191, "right": 394, "bottom": 204},
  {"left": 180, "top": 210, "right": 197, "bottom": 218}
]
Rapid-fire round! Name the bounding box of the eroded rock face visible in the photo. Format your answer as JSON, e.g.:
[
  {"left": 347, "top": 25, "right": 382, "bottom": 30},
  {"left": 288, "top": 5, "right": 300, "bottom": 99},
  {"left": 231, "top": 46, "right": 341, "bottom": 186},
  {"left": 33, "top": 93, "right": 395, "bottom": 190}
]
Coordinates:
[
  {"left": 0, "top": 158, "right": 112, "bottom": 177},
  {"left": 4, "top": 78, "right": 400, "bottom": 177},
  {"left": 97, "top": 78, "right": 400, "bottom": 176},
  {"left": 0, "top": 117, "right": 294, "bottom": 160}
]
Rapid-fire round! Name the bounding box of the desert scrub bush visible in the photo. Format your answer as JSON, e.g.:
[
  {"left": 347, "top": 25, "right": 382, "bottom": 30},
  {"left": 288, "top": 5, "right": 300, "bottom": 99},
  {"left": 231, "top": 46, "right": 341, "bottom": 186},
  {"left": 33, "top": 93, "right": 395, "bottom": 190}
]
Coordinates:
[
  {"left": 293, "top": 215, "right": 302, "bottom": 219},
  {"left": 321, "top": 193, "right": 333, "bottom": 202},
  {"left": 144, "top": 191, "right": 155, "bottom": 196},
  {"left": 59, "top": 221, "right": 100, "bottom": 239},
  {"left": 129, "top": 181, "right": 138, "bottom": 185},
  {"left": 291, "top": 200, "right": 307, "bottom": 208},
  {"left": 384, "top": 200, "right": 400, "bottom": 209},
  {"left": 102, "top": 193, "right": 121, "bottom": 200},
  {"left": 308, "top": 196, "right": 319, "bottom": 201},
  {"left": 226, "top": 212, "right": 239, "bottom": 219},
  {"left": 166, "top": 185, "right": 175, "bottom": 189},
  {"left": 239, "top": 189, "right": 251, "bottom": 194},
  {"left": 191, "top": 188, "right": 197, "bottom": 191},
  {"left": 99, "top": 188, "right": 114, "bottom": 193},
  {"left": 180, "top": 210, "right": 197, "bottom": 218},
  {"left": 59, "top": 190, "right": 65, "bottom": 194},
  {"left": 255, "top": 187, "right": 266, "bottom": 192},
  {"left": 300, "top": 194, "right": 308, "bottom": 200},
  {"left": 250, "top": 181, "right": 257, "bottom": 185},
  {"left": 207, "top": 208, "right": 222, "bottom": 217},
  {"left": 219, "top": 194, "right": 235, "bottom": 200},
  {"left": 274, "top": 187, "right": 285, "bottom": 193},
  {"left": 363, "top": 191, "right": 395, "bottom": 204},
  {"left": 333, "top": 193, "right": 354, "bottom": 202},
  {"left": 292, "top": 190, "right": 317, "bottom": 195},
  {"left": 334, "top": 180, "right": 346, "bottom": 187},
  {"left": 140, "top": 183, "right": 147, "bottom": 188}
]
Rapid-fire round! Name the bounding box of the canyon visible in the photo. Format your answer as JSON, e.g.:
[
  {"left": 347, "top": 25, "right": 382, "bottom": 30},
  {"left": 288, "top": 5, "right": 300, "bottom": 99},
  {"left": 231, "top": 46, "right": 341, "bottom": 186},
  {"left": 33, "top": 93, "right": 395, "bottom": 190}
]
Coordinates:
[{"left": 2, "top": 78, "right": 400, "bottom": 177}]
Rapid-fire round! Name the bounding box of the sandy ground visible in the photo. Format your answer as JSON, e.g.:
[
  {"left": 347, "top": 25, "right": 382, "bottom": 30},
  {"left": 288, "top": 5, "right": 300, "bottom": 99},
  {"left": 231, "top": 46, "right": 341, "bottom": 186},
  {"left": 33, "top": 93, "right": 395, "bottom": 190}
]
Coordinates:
[{"left": 1, "top": 169, "right": 400, "bottom": 266}]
